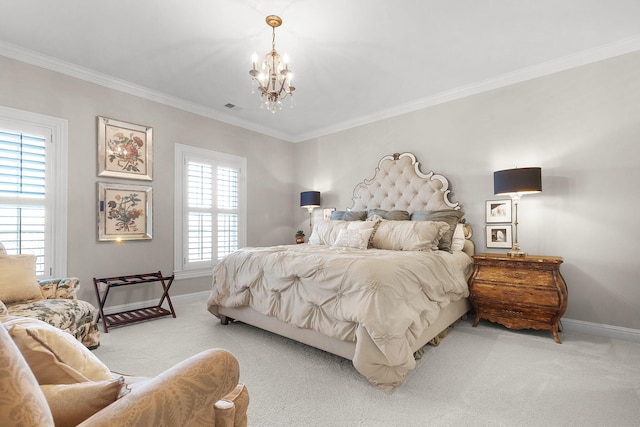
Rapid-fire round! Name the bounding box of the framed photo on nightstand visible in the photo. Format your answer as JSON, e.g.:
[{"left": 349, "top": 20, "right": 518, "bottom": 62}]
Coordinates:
[
  {"left": 486, "top": 199, "right": 512, "bottom": 223},
  {"left": 323, "top": 208, "right": 335, "bottom": 220},
  {"left": 486, "top": 225, "right": 512, "bottom": 248}
]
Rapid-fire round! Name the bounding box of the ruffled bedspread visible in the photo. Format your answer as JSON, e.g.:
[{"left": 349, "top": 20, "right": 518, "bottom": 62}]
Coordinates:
[{"left": 207, "top": 244, "right": 472, "bottom": 391}]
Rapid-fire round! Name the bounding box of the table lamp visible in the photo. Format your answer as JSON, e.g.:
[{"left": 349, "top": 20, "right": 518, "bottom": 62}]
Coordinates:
[
  {"left": 300, "top": 191, "right": 321, "bottom": 235},
  {"left": 494, "top": 167, "right": 542, "bottom": 257}
]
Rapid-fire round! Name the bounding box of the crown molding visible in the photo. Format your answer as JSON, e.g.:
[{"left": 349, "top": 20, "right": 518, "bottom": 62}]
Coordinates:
[
  {"left": 0, "top": 40, "right": 292, "bottom": 142},
  {"left": 2, "top": 36, "right": 640, "bottom": 144},
  {"left": 290, "top": 35, "right": 640, "bottom": 142}
]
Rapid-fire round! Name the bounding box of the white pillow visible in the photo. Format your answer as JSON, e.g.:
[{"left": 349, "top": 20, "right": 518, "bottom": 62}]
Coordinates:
[
  {"left": 3, "top": 316, "right": 112, "bottom": 384},
  {"left": 332, "top": 228, "right": 374, "bottom": 250},
  {"left": 451, "top": 223, "right": 466, "bottom": 251},
  {"left": 371, "top": 220, "right": 450, "bottom": 251},
  {"left": 346, "top": 221, "right": 375, "bottom": 231},
  {"left": 308, "top": 219, "right": 349, "bottom": 245}
]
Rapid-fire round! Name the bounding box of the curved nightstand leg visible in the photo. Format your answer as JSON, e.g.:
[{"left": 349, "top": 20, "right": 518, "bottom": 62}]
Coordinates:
[
  {"left": 472, "top": 315, "right": 480, "bottom": 327},
  {"left": 552, "top": 325, "right": 562, "bottom": 344}
]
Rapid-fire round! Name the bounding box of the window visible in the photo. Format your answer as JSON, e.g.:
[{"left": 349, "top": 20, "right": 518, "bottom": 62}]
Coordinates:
[
  {"left": 174, "top": 144, "right": 246, "bottom": 278},
  {"left": 0, "top": 106, "right": 68, "bottom": 278}
]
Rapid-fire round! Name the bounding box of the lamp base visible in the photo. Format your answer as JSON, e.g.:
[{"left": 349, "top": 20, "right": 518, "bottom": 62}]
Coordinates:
[
  {"left": 507, "top": 243, "right": 526, "bottom": 257},
  {"left": 507, "top": 249, "right": 527, "bottom": 257}
]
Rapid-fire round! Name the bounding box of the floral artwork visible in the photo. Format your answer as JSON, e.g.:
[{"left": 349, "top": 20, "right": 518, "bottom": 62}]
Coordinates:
[
  {"left": 106, "top": 131, "right": 145, "bottom": 174},
  {"left": 107, "top": 192, "right": 144, "bottom": 232},
  {"left": 98, "top": 116, "right": 153, "bottom": 180},
  {"left": 98, "top": 183, "right": 152, "bottom": 241}
]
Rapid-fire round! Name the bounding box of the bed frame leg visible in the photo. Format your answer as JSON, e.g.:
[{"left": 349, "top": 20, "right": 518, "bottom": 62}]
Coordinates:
[{"left": 220, "top": 315, "right": 235, "bottom": 325}]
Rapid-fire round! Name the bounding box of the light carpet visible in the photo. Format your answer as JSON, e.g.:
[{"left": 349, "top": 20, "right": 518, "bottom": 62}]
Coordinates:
[{"left": 93, "top": 297, "right": 640, "bottom": 427}]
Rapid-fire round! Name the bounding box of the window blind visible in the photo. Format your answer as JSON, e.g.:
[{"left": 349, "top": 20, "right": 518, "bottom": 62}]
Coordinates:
[
  {"left": 0, "top": 131, "right": 47, "bottom": 274},
  {"left": 186, "top": 161, "right": 239, "bottom": 263}
]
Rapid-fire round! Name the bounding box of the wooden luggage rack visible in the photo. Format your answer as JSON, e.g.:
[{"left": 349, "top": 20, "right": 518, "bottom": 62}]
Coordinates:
[{"left": 92, "top": 271, "right": 176, "bottom": 332}]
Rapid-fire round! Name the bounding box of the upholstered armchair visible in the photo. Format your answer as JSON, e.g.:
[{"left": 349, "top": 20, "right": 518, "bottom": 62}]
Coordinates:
[
  {"left": 0, "top": 318, "right": 249, "bottom": 426},
  {"left": 0, "top": 244, "right": 100, "bottom": 348}
]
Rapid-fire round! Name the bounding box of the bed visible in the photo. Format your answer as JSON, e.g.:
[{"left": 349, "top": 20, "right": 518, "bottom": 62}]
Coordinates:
[{"left": 207, "top": 152, "right": 474, "bottom": 392}]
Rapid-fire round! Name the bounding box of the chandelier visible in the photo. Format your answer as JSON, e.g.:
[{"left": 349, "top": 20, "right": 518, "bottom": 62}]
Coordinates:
[{"left": 249, "top": 15, "right": 295, "bottom": 113}]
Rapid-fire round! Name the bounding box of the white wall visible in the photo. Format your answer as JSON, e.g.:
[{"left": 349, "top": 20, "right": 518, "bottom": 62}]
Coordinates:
[
  {"left": 294, "top": 51, "right": 640, "bottom": 330},
  {"left": 2, "top": 49, "right": 639, "bottom": 331},
  {"left": 0, "top": 55, "right": 296, "bottom": 306}
]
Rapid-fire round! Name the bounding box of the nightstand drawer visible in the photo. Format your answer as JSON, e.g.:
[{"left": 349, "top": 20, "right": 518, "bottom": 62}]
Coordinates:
[
  {"left": 476, "top": 303, "right": 558, "bottom": 326},
  {"left": 475, "top": 268, "right": 552, "bottom": 287},
  {"left": 471, "top": 282, "right": 560, "bottom": 307}
]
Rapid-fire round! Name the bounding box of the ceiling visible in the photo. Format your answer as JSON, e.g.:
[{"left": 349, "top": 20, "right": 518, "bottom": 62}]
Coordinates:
[{"left": 1, "top": 1, "right": 640, "bottom": 142}]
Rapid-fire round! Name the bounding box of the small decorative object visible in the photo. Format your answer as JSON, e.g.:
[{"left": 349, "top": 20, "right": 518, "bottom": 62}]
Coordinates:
[
  {"left": 98, "top": 182, "right": 152, "bottom": 241},
  {"left": 494, "top": 167, "right": 542, "bottom": 256},
  {"left": 485, "top": 199, "right": 512, "bottom": 223},
  {"left": 486, "top": 225, "right": 513, "bottom": 249},
  {"left": 98, "top": 116, "right": 153, "bottom": 180},
  {"left": 295, "top": 230, "right": 305, "bottom": 244}
]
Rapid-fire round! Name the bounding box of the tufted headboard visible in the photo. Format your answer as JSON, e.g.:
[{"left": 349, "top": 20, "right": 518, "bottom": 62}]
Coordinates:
[{"left": 349, "top": 152, "right": 459, "bottom": 213}]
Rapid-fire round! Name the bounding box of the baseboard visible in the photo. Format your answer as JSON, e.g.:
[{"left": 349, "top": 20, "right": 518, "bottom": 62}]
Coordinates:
[
  {"left": 102, "top": 290, "right": 211, "bottom": 316},
  {"left": 562, "top": 318, "right": 640, "bottom": 343}
]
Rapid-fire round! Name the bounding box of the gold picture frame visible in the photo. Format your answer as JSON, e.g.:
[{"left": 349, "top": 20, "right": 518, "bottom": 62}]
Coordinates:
[
  {"left": 98, "top": 182, "right": 152, "bottom": 241},
  {"left": 97, "top": 116, "right": 153, "bottom": 180}
]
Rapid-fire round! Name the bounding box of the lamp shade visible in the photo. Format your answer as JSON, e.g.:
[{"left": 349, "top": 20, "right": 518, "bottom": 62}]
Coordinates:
[
  {"left": 494, "top": 167, "right": 542, "bottom": 195},
  {"left": 300, "top": 191, "right": 320, "bottom": 207}
]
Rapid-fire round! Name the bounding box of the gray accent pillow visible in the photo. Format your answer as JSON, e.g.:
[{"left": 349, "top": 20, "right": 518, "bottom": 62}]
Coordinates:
[
  {"left": 331, "top": 211, "right": 367, "bottom": 221},
  {"left": 367, "top": 209, "right": 410, "bottom": 221},
  {"left": 410, "top": 210, "right": 465, "bottom": 252}
]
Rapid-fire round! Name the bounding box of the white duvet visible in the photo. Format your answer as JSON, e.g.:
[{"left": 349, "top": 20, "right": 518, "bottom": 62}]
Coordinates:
[{"left": 207, "top": 244, "right": 472, "bottom": 391}]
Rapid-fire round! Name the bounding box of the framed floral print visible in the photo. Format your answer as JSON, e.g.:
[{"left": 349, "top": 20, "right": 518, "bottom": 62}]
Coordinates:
[
  {"left": 98, "top": 116, "right": 153, "bottom": 180},
  {"left": 486, "top": 225, "right": 512, "bottom": 249},
  {"left": 98, "top": 182, "right": 152, "bottom": 241}
]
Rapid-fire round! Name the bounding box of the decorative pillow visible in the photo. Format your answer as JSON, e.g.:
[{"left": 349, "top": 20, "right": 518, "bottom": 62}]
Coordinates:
[
  {"left": 41, "top": 377, "right": 125, "bottom": 427},
  {"left": 332, "top": 228, "right": 374, "bottom": 250},
  {"left": 0, "top": 254, "right": 44, "bottom": 303},
  {"left": 451, "top": 223, "right": 466, "bottom": 252},
  {"left": 308, "top": 220, "right": 350, "bottom": 245},
  {"left": 367, "top": 209, "right": 410, "bottom": 221},
  {"left": 346, "top": 220, "right": 376, "bottom": 231},
  {"left": 3, "top": 316, "right": 112, "bottom": 384},
  {"left": 330, "top": 210, "right": 367, "bottom": 221},
  {"left": 410, "top": 210, "right": 465, "bottom": 252},
  {"left": 371, "top": 220, "right": 450, "bottom": 251},
  {"left": 0, "top": 324, "right": 54, "bottom": 426}
]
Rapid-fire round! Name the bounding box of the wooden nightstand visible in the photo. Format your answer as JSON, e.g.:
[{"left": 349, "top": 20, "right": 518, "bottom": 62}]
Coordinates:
[{"left": 468, "top": 254, "right": 568, "bottom": 343}]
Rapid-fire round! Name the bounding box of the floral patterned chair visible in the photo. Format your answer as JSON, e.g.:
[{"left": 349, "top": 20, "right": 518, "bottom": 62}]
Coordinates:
[{"left": 0, "top": 243, "right": 100, "bottom": 348}]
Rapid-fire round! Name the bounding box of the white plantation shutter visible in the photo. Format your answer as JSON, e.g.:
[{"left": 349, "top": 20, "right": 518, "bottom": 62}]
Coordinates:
[
  {"left": 0, "top": 107, "right": 68, "bottom": 278},
  {"left": 0, "top": 132, "right": 47, "bottom": 274},
  {"left": 187, "top": 161, "right": 214, "bottom": 262},
  {"left": 175, "top": 144, "right": 246, "bottom": 278},
  {"left": 216, "top": 166, "right": 239, "bottom": 259}
]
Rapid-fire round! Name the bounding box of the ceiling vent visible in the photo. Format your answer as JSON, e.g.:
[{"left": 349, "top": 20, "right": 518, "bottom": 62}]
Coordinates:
[{"left": 224, "top": 103, "right": 243, "bottom": 111}]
